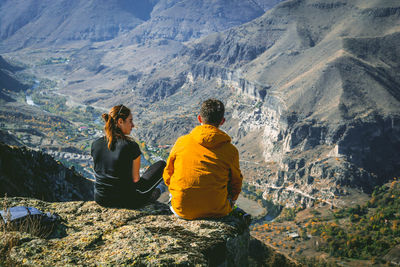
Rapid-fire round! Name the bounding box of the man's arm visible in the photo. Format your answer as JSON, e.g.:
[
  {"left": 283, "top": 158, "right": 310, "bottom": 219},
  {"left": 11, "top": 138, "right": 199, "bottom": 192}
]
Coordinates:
[
  {"left": 163, "top": 146, "right": 176, "bottom": 187},
  {"left": 229, "top": 148, "right": 243, "bottom": 201}
]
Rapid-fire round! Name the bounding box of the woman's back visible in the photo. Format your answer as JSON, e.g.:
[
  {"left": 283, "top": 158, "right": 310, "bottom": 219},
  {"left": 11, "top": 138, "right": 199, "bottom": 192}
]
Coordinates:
[{"left": 91, "top": 137, "right": 141, "bottom": 207}]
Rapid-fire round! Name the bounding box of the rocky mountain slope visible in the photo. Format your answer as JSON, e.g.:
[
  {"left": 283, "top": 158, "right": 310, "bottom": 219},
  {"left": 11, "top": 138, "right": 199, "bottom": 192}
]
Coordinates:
[
  {"left": 0, "top": 142, "right": 93, "bottom": 201},
  {"left": 118, "top": 0, "right": 277, "bottom": 44},
  {"left": 0, "top": 0, "right": 156, "bottom": 51},
  {"left": 0, "top": 0, "right": 281, "bottom": 51},
  {"left": 119, "top": 0, "right": 400, "bottom": 208}
]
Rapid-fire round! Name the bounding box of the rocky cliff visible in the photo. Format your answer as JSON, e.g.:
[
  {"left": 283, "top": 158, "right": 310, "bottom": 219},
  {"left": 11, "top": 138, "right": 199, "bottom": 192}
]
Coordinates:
[
  {"left": 0, "top": 142, "right": 93, "bottom": 202},
  {"left": 0, "top": 197, "right": 249, "bottom": 266}
]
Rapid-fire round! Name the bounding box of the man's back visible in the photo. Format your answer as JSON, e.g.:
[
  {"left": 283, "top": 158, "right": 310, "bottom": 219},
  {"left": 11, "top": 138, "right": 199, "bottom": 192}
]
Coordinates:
[{"left": 163, "top": 124, "right": 243, "bottom": 219}]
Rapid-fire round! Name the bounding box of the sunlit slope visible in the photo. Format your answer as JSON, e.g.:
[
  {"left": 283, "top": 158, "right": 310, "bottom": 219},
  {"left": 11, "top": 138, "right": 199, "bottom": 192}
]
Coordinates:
[{"left": 183, "top": 0, "right": 400, "bottom": 121}]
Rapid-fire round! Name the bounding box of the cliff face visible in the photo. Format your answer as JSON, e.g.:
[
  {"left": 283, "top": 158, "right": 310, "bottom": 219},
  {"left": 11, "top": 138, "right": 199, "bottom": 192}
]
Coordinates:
[
  {"left": 0, "top": 142, "right": 93, "bottom": 202},
  {"left": 0, "top": 197, "right": 249, "bottom": 266}
]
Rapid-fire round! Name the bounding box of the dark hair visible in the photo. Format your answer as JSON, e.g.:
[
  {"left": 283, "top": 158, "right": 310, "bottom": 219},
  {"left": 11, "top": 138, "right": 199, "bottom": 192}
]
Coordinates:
[
  {"left": 200, "top": 98, "right": 225, "bottom": 127},
  {"left": 101, "top": 105, "right": 131, "bottom": 150}
]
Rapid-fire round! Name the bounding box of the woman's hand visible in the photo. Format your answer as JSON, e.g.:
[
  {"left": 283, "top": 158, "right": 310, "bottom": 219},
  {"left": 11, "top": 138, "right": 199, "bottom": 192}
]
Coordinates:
[{"left": 132, "top": 156, "right": 141, "bottom": 183}]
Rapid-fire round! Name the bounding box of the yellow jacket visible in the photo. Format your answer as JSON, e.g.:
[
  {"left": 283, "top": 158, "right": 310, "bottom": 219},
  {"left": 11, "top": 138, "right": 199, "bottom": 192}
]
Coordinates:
[{"left": 163, "top": 125, "right": 243, "bottom": 219}]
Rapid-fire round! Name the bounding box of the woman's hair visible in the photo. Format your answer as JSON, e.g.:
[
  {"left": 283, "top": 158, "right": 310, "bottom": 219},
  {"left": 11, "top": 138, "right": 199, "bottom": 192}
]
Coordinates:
[{"left": 102, "top": 104, "right": 131, "bottom": 150}]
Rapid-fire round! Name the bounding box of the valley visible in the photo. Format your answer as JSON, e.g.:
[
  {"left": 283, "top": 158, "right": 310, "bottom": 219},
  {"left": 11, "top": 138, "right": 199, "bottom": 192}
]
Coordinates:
[
  {"left": 0, "top": 66, "right": 168, "bottom": 179},
  {"left": 1, "top": 0, "right": 400, "bottom": 265}
]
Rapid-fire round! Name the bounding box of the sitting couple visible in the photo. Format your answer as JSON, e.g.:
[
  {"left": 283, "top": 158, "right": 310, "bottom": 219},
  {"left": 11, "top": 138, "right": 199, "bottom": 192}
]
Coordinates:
[{"left": 91, "top": 98, "right": 243, "bottom": 220}]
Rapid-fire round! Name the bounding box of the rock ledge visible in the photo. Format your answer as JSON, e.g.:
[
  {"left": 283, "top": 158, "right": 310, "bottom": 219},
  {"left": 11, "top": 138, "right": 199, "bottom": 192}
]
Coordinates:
[{"left": 0, "top": 197, "right": 249, "bottom": 266}]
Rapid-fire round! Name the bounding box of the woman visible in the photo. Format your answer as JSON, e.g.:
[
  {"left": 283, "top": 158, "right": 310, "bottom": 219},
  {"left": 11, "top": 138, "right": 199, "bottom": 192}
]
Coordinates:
[{"left": 91, "top": 104, "right": 166, "bottom": 208}]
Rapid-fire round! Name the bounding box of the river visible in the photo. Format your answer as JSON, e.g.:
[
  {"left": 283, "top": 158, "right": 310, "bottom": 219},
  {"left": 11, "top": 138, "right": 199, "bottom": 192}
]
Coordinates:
[{"left": 26, "top": 80, "right": 40, "bottom": 106}]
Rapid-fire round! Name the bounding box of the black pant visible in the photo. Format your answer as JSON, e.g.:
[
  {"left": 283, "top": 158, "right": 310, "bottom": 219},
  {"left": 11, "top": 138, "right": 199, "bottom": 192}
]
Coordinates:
[
  {"left": 95, "top": 160, "right": 166, "bottom": 208},
  {"left": 136, "top": 160, "right": 166, "bottom": 195}
]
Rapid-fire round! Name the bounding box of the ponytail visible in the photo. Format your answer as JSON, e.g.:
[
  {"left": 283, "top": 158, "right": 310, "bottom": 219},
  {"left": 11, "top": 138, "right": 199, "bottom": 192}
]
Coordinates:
[{"left": 102, "top": 105, "right": 131, "bottom": 150}]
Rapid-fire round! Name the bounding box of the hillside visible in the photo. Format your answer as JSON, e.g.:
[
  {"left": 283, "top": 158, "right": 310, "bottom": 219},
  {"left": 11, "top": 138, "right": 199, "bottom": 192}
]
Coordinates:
[
  {"left": 0, "top": 0, "right": 281, "bottom": 51},
  {"left": 251, "top": 179, "right": 400, "bottom": 265},
  {"left": 118, "top": 0, "right": 275, "bottom": 44},
  {"left": 0, "top": 142, "right": 93, "bottom": 201},
  {"left": 0, "top": 0, "right": 155, "bottom": 51}
]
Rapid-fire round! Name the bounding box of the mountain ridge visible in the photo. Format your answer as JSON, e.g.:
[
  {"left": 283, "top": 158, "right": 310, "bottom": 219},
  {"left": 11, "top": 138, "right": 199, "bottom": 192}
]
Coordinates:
[
  {"left": 0, "top": 0, "right": 156, "bottom": 51},
  {"left": 0, "top": 0, "right": 282, "bottom": 51}
]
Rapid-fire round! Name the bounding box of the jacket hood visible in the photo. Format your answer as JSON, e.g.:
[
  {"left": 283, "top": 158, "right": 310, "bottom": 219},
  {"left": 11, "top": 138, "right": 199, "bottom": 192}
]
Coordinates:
[{"left": 190, "top": 125, "right": 231, "bottom": 148}]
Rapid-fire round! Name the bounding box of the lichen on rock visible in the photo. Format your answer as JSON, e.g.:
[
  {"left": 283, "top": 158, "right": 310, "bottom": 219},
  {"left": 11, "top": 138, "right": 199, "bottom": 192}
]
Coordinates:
[{"left": 0, "top": 197, "right": 249, "bottom": 266}]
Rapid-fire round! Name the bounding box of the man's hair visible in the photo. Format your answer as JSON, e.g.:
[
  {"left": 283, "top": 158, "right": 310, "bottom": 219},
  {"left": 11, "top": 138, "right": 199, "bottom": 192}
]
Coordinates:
[{"left": 200, "top": 98, "right": 225, "bottom": 127}]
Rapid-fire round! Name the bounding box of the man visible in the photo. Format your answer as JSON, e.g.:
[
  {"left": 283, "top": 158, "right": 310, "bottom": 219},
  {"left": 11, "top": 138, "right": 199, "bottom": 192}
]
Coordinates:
[{"left": 163, "top": 98, "right": 243, "bottom": 219}]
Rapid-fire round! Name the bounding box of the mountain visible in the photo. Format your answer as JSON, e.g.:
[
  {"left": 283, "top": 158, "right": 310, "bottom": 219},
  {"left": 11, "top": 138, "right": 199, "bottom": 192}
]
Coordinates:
[
  {"left": 0, "top": 0, "right": 282, "bottom": 52},
  {"left": 0, "top": 0, "right": 157, "bottom": 51},
  {"left": 118, "top": 0, "right": 281, "bottom": 44},
  {"left": 0, "top": 142, "right": 93, "bottom": 201},
  {"left": 120, "top": 0, "right": 400, "bottom": 207},
  {"left": 1, "top": 1, "right": 399, "bottom": 264},
  {"left": 0, "top": 55, "right": 23, "bottom": 72},
  {"left": 0, "top": 0, "right": 282, "bottom": 50}
]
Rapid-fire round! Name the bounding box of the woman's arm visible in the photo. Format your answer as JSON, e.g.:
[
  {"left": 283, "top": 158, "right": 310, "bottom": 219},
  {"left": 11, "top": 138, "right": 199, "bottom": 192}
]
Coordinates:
[{"left": 132, "top": 155, "right": 141, "bottom": 183}]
